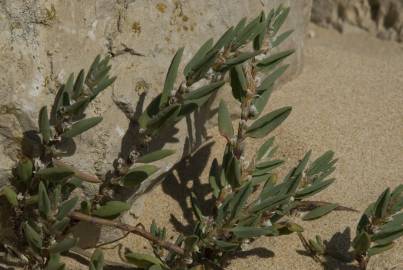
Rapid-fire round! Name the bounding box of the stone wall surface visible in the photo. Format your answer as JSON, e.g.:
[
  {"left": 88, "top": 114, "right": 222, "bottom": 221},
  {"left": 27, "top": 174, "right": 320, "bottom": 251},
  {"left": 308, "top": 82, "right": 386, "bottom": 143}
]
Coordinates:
[
  {"left": 0, "top": 0, "right": 312, "bottom": 244},
  {"left": 312, "top": 0, "right": 403, "bottom": 42}
]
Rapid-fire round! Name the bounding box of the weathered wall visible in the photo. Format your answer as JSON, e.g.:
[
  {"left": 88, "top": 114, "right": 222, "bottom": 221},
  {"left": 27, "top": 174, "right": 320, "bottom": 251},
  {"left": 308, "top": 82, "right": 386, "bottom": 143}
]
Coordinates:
[{"left": 312, "top": 0, "right": 403, "bottom": 42}]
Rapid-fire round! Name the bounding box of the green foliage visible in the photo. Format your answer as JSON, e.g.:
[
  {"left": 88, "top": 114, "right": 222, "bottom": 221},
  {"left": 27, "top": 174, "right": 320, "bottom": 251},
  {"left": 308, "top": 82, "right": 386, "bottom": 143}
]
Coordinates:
[{"left": 0, "top": 5, "right": 401, "bottom": 270}]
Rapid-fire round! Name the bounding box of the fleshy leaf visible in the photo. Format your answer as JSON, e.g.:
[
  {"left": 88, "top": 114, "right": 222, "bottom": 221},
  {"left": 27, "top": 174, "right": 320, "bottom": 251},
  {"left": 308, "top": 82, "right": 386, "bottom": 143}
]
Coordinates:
[
  {"left": 39, "top": 106, "right": 51, "bottom": 143},
  {"left": 62, "top": 117, "right": 103, "bottom": 138},
  {"left": 121, "top": 165, "right": 159, "bottom": 187},
  {"left": 92, "top": 201, "right": 130, "bottom": 218}
]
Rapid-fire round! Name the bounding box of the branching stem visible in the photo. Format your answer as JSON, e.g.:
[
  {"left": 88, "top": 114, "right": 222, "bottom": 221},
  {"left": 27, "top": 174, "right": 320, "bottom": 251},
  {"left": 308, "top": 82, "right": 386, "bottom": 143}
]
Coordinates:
[{"left": 69, "top": 211, "right": 185, "bottom": 255}]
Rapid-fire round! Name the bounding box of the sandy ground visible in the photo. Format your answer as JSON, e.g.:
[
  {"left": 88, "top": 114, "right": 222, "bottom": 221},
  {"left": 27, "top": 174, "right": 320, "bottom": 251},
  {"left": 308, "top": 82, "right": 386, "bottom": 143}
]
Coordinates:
[{"left": 66, "top": 24, "right": 403, "bottom": 270}]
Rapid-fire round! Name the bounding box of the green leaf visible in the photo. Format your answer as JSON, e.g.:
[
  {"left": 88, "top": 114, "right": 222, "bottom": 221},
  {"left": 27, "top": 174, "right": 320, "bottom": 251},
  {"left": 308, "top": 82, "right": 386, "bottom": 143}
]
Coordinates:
[
  {"left": 23, "top": 222, "right": 42, "bottom": 250},
  {"left": 218, "top": 101, "right": 234, "bottom": 139},
  {"left": 92, "top": 201, "right": 130, "bottom": 218},
  {"left": 233, "top": 18, "right": 247, "bottom": 39},
  {"left": 256, "top": 137, "right": 275, "bottom": 161},
  {"left": 380, "top": 212, "right": 403, "bottom": 231},
  {"left": 184, "top": 38, "right": 213, "bottom": 77},
  {"left": 272, "top": 30, "right": 293, "bottom": 48},
  {"left": 229, "top": 182, "right": 253, "bottom": 220},
  {"left": 352, "top": 231, "right": 371, "bottom": 254},
  {"left": 254, "top": 159, "right": 284, "bottom": 175},
  {"left": 221, "top": 50, "right": 262, "bottom": 70},
  {"left": 183, "top": 81, "right": 225, "bottom": 102},
  {"left": 256, "top": 65, "right": 289, "bottom": 92},
  {"left": 372, "top": 226, "right": 403, "bottom": 245},
  {"left": 231, "top": 226, "right": 278, "bottom": 238},
  {"left": 39, "top": 106, "right": 51, "bottom": 143},
  {"left": 232, "top": 16, "right": 265, "bottom": 50},
  {"left": 303, "top": 203, "right": 338, "bottom": 220},
  {"left": 295, "top": 178, "right": 336, "bottom": 199},
  {"left": 147, "top": 104, "right": 181, "bottom": 131},
  {"left": 257, "top": 49, "right": 295, "bottom": 68},
  {"left": 374, "top": 188, "right": 391, "bottom": 219},
  {"left": 230, "top": 65, "right": 247, "bottom": 102},
  {"left": 45, "top": 254, "right": 65, "bottom": 270},
  {"left": 38, "top": 181, "right": 51, "bottom": 218},
  {"left": 1, "top": 186, "right": 18, "bottom": 206},
  {"left": 92, "top": 76, "right": 116, "bottom": 97},
  {"left": 211, "top": 27, "right": 235, "bottom": 52},
  {"left": 368, "top": 242, "right": 395, "bottom": 257},
  {"left": 56, "top": 197, "right": 79, "bottom": 220},
  {"left": 209, "top": 159, "right": 220, "bottom": 198},
  {"left": 64, "top": 73, "right": 75, "bottom": 95},
  {"left": 307, "top": 150, "right": 336, "bottom": 176},
  {"left": 271, "top": 7, "right": 290, "bottom": 36},
  {"left": 226, "top": 155, "right": 241, "bottom": 188},
  {"left": 51, "top": 217, "right": 70, "bottom": 233},
  {"left": 62, "top": 117, "right": 103, "bottom": 138},
  {"left": 293, "top": 151, "right": 312, "bottom": 177},
  {"left": 253, "top": 11, "right": 267, "bottom": 51},
  {"left": 89, "top": 249, "right": 104, "bottom": 270},
  {"left": 49, "top": 237, "right": 77, "bottom": 254},
  {"left": 190, "top": 192, "right": 204, "bottom": 222},
  {"left": 61, "top": 98, "right": 90, "bottom": 116},
  {"left": 136, "top": 149, "right": 175, "bottom": 163},
  {"left": 16, "top": 158, "right": 33, "bottom": 183},
  {"left": 390, "top": 185, "right": 403, "bottom": 213},
  {"left": 121, "top": 165, "right": 159, "bottom": 187},
  {"left": 246, "top": 106, "right": 292, "bottom": 138},
  {"left": 251, "top": 194, "right": 289, "bottom": 213},
  {"left": 215, "top": 240, "right": 239, "bottom": 251},
  {"left": 125, "top": 252, "right": 163, "bottom": 268},
  {"left": 36, "top": 167, "right": 74, "bottom": 182},
  {"left": 73, "top": 69, "right": 85, "bottom": 99},
  {"left": 253, "top": 87, "right": 273, "bottom": 118},
  {"left": 160, "top": 47, "right": 184, "bottom": 108}
]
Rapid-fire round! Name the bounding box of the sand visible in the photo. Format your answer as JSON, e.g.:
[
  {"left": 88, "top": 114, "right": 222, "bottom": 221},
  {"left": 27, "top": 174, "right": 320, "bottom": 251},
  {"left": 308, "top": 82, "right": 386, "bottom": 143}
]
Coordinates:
[{"left": 66, "top": 24, "right": 403, "bottom": 270}]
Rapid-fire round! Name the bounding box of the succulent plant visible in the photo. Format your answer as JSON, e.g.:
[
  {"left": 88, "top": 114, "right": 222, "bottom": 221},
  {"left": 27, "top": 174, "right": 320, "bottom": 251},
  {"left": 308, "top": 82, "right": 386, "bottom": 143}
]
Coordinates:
[{"left": 0, "top": 4, "right": 401, "bottom": 270}]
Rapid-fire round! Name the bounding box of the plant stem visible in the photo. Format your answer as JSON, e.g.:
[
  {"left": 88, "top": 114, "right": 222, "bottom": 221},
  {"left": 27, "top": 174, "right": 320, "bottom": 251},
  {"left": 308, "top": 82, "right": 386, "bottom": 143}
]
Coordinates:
[{"left": 69, "top": 211, "right": 185, "bottom": 255}]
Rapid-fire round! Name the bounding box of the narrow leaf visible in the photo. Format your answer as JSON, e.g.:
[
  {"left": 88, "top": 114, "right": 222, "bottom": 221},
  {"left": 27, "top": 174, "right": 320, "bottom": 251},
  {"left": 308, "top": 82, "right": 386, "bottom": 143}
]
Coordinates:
[
  {"left": 246, "top": 106, "right": 292, "bottom": 138},
  {"left": 184, "top": 38, "right": 213, "bottom": 77},
  {"left": 303, "top": 203, "right": 338, "bottom": 220},
  {"left": 39, "top": 106, "right": 51, "bottom": 143},
  {"left": 38, "top": 181, "right": 51, "bottom": 218},
  {"left": 62, "top": 117, "right": 103, "bottom": 138},
  {"left": 56, "top": 197, "right": 79, "bottom": 220},
  {"left": 272, "top": 30, "right": 293, "bottom": 48},
  {"left": 218, "top": 101, "right": 234, "bottom": 139},
  {"left": 160, "top": 48, "right": 184, "bottom": 108},
  {"left": 136, "top": 149, "right": 175, "bottom": 163},
  {"left": 256, "top": 137, "right": 275, "bottom": 161},
  {"left": 230, "top": 65, "right": 247, "bottom": 102}
]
